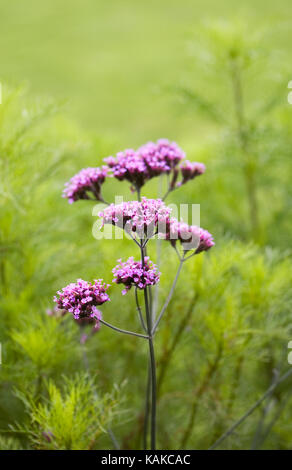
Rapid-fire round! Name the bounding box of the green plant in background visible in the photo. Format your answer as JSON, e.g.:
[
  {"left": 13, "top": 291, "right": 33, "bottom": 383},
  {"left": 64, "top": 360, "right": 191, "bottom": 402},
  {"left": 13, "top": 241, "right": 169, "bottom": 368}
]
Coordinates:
[
  {"left": 54, "top": 138, "right": 214, "bottom": 450},
  {"left": 1, "top": 11, "right": 292, "bottom": 449},
  {"left": 0, "top": 84, "right": 124, "bottom": 449},
  {"left": 11, "top": 375, "right": 122, "bottom": 450},
  {"left": 170, "top": 19, "right": 292, "bottom": 244}
]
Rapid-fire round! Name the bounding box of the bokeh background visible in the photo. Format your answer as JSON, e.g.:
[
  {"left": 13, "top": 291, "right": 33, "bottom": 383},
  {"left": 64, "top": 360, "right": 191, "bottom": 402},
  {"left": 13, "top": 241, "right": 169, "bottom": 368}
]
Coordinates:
[{"left": 1, "top": 0, "right": 292, "bottom": 450}]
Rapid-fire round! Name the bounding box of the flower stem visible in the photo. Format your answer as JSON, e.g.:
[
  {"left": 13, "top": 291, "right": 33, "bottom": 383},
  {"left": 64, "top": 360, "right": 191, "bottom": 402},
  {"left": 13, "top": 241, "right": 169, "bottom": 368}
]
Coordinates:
[
  {"left": 147, "top": 330, "right": 157, "bottom": 450},
  {"left": 152, "top": 258, "right": 184, "bottom": 335},
  {"left": 135, "top": 287, "right": 147, "bottom": 333},
  {"left": 143, "top": 363, "right": 151, "bottom": 450},
  {"left": 141, "top": 244, "right": 157, "bottom": 450},
  {"left": 230, "top": 57, "right": 259, "bottom": 238},
  {"left": 209, "top": 367, "right": 292, "bottom": 450},
  {"left": 99, "top": 319, "right": 149, "bottom": 339}
]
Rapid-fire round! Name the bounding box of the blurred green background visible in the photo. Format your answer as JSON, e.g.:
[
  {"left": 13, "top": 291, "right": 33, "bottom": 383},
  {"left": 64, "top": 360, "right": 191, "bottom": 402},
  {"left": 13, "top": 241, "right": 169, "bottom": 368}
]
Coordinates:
[
  {"left": 1, "top": 0, "right": 292, "bottom": 451},
  {"left": 1, "top": 0, "right": 291, "bottom": 143}
]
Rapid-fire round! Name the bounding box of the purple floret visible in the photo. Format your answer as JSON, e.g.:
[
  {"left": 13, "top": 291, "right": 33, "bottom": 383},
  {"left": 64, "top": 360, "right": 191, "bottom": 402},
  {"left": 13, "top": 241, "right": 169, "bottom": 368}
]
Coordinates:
[
  {"left": 63, "top": 166, "right": 109, "bottom": 203},
  {"left": 98, "top": 197, "right": 171, "bottom": 239},
  {"left": 112, "top": 256, "right": 160, "bottom": 295},
  {"left": 164, "top": 218, "right": 214, "bottom": 253},
  {"left": 54, "top": 279, "right": 110, "bottom": 321}
]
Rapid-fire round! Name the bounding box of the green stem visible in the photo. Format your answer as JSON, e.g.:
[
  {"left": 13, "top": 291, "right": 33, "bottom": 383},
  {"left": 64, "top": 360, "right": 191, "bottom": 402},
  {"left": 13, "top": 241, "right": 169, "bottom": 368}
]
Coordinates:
[
  {"left": 141, "top": 244, "right": 157, "bottom": 450},
  {"left": 147, "top": 329, "right": 157, "bottom": 450},
  {"left": 157, "top": 293, "right": 198, "bottom": 396},
  {"left": 152, "top": 258, "right": 184, "bottom": 335},
  {"left": 230, "top": 58, "right": 259, "bottom": 238},
  {"left": 135, "top": 287, "right": 147, "bottom": 333},
  {"left": 99, "top": 319, "right": 149, "bottom": 339},
  {"left": 209, "top": 367, "right": 292, "bottom": 450},
  {"left": 181, "top": 340, "right": 223, "bottom": 448},
  {"left": 143, "top": 364, "right": 151, "bottom": 450}
]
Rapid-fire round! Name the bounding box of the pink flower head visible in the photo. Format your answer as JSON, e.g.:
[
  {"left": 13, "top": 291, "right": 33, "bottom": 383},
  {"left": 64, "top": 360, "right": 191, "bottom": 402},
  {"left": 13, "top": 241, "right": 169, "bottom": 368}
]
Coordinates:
[
  {"left": 63, "top": 166, "right": 108, "bottom": 203},
  {"left": 112, "top": 256, "right": 160, "bottom": 295},
  {"left": 196, "top": 228, "right": 215, "bottom": 254},
  {"left": 177, "top": 161, "right": 206, "bottom": 187},
  {"left": 138, "top": 139, "right": 185, "bottom": 177},
  {"left": 164, "top": 218, "right": 214, "bottom": 253},
  {"left": 104, "top": 149, "right": 148, "bottom": 190},
  {"left": 98, "top": 197, "right": 171, "bottom": 239},
  {"left": 104, "top": 139, "right": 185, "bottom": 189},
  {"left": 53, "top": 279, "right": 110, "bottom": 321}
]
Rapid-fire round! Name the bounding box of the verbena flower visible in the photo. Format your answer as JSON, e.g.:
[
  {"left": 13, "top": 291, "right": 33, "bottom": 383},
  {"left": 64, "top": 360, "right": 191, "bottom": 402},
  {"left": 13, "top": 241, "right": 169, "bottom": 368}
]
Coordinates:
[
  {"left": 195, "top": 228, "right": 215, "bottom": 253},
  {"left": 177, "top": 160, "right": 206, "bottom": 187},
  {"left": 112, "top": 256, "right": 160, "bottom": 295},
  {"left": 46, "top": 305, "right": 101, "bottom": 332},
  {"left": 54, "top": 279, "right": 110, "bottom": 321},
  {"left": 98, "top": 197, "right": 171, "bottom": 239},
  {"left": 63, "top": 166, "right": 109, "bottom": 203},
  {"left": 104, "top": 149, "right": 148, "bottom": 190},
  {"left": 104, "top": 139, "right": 185, "bottom": 190},
  {"left": 138, "top": 139, "right": 185, "bottom": 176},
  {"left": 164, "top": 218, "right": 214, "bottom": 252}
]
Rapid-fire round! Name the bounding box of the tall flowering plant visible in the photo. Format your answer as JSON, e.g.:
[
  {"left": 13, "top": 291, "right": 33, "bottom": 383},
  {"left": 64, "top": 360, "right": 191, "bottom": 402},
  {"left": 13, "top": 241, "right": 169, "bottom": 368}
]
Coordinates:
[{"left": 54, "top": 139, "right": 214, "bottom": 449}]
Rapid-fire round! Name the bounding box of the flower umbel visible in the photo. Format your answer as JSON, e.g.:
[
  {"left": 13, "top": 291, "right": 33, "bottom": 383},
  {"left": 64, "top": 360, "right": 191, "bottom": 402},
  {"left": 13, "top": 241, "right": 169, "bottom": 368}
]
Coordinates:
[
  {"left": 196, "top": 228, "right": 215, "bottom": 254},
  {"left": 105, "top": 139, "right": 185, "bottom": 190},
  {"left": 63, "top": 166, "right": 108, "bottom": 203},
  {"left": 105, "top": 149, "right": 148, "bottom": 190},
  {"left": 164, "top": 218, "right": 215, "bottom": 252},
  {"left": 138, "top": 138, "right": 185, "bottom": 175},
  {"left": 98, "top": 197, "right": 171, "bottom": 239},
  {"left": 113, "top": 257, "right": 160, "bottom": 295},
  {"left": 54, "top": 279, "right": 110, "bottom": 320},
  {"left": 177, "top": 161, "right": 206, "bottom": 187}
]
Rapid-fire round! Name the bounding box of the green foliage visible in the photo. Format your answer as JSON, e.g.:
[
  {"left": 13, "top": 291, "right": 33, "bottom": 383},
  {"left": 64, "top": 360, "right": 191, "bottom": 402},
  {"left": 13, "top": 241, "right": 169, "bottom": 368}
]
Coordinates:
[
  {"left": 155, "top": 240, "right": 292, "bottom": 449},
  {"left": 12, "top": 375, "right": 123, "bottom": 450},
  {"left": 0, "top": 435, "right": 22, "bottom": 450},
  {"left": 0, "top": 7, "right": 292, "bottom": 450},
  {"left": 11, "top": 316, "right": 75, "bottom": 373},
  {"left": 168, "top": 18, "right": 292, "bottom": 245}
]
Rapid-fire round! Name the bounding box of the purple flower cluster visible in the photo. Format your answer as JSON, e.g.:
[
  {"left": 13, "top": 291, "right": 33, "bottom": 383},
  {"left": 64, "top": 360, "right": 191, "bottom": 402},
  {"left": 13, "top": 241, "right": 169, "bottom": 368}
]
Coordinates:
[
  {"left": 112, "top": 257, "right": 160, "bottom": 295},
  {"left": 195, "top": 228, "right": 215, "bottom": 254},
  {"left": 177, "top": 161, "right": 206, "bottom": 187},
  {"left": 138, "top": 138, "right": 185, "bottom": 175},
  {"left": 104, "top": 139, "right": 185, "bottom": 190},
  {"left": 63, "top": 166, "right": 108, "bottom": 203},
  {"left": 99, "top": 197, "right": 171, "bottom": 238},
  {"left": 105, "top": 149, "right": 148, "bottom": 189},
  {"left": 53, "top": 279, "right": 110, "bottom": 320},
  {"left": 63, "top": 140, "right": 205, "bottom": 200},
  {"left": 164, "top": 219, "right": 214, "bottom": 253}
]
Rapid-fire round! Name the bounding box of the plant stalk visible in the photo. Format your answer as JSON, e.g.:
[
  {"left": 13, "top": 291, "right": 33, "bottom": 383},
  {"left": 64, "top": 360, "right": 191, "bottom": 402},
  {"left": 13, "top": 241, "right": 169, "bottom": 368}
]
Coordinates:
[
  {"left": 141, "top": 244, "right": 157, "bottom": 450},
  {"left": 230, "top": 58, "right": 259, "bottom": 238}
]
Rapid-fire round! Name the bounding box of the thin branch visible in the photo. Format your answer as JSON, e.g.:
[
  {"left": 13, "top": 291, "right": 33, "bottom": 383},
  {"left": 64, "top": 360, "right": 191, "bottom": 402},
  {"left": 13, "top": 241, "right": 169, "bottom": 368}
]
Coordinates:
[
  {"left": 162, "top": 188, "right": 172, "bottom": 201},
  {"left": 181, "top": 339, "right": 223, "bottom": 448},
  {"left": 256, "top": 391, "right": 292, "bottom": 449},
  {"left": 143, "top": 362, "right": 151, "bottom": 450},
  {"left": 152, "top": 258, "right": 184, "bottom": 335},
  {"left": 99, "top": 196, "right": 110, "bottom": 206},
  {"left": 209, "top": 367, "right": 292, "bottom": 450},
  {"left": 157, "top": 292, "right": 198, "bottom": 396},
  {"left": 135, "top": 287, "right": 147, "bottom": 333},
  {"left": 141, "top": 243, "right": 157, "bottom": 450},
  {"left": 99, "top": 319, "right": 149, "bottom": 339},
  {"left": 128, "top": 232, "right": 141, "bottom": 248}
]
